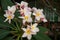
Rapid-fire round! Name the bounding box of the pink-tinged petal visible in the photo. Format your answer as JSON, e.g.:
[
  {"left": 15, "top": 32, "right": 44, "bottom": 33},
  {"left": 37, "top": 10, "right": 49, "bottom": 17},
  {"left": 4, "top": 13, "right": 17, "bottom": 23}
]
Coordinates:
[
  {"left": 20, "top": 5, "right": 25, "bottom": 9},
  {"left": 22, "top": 33, "right": 27, "bottom": 37},
  {"left": 40, "top": 18, "right": 44, "bottom": 21},
  {"left": 43, "top": 19, "right": 47, "bottom": 22}
]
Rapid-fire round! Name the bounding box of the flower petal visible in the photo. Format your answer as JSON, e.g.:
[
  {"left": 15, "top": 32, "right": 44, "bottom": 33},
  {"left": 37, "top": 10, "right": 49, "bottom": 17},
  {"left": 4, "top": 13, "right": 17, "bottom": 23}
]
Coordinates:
[
  {"left": 35, "top": 28, "right": 39, "bottom": 32},
  {"left": 43, "top": 19, "right": 47, "bottom": 22},
  {"left": 22, "top": 28, "right": 26, "bottom": 31},
  {"left": 4, "top": 18, "right": 8, "bottom": 22},
  {"left": 19, "top": 16, "right": 24, "bottom": 19},
  {"left": 28, "top": 17, "right": 32, "bottom": 22},
  {"left": 22, "top": 33, "right": 27, "bottom": 37},
  {"left": 31, "top": 32, "right": 37, "bottom": 35},
  {"left": 27, "top": 35, "right": 32, "bottom": 40},
  {"left": 33, "top": 13, "right": 36, "bottom": 15},
  {"left": 8, "top": 19, "right": 11, "bottom": 24},
  {"left": 33, "top": 23, "right": 38, "bottom": 27},
  {"left": 8, "top": 6, "right": 11, "bottom": 10},
  {"left": 23, "top": 20, "right": 26, "bottom": 25}
]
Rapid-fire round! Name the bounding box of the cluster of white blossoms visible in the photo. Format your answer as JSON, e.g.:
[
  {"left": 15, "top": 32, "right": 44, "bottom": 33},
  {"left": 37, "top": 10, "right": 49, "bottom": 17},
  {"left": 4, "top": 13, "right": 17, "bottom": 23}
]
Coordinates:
[{"left": 4, "top": 1, "right": 47, "bottom": 40}]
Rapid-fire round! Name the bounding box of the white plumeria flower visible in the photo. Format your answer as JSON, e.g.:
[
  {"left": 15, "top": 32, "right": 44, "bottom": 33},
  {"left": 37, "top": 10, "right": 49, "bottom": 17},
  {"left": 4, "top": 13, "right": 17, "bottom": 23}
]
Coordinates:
[
  {"left": 22, "top": 27, "right": 32, "bottom": 40},
  {"left": 4, "top": 6, "right": 16, "bottom": 23},
  {"left": 4, "top": 13, "right": 14, "bottom": 23},
  {"left": 19, "top": 15, "right": 32, "bottom": 24},
  {"left": 22, "top": 23, "right": 39, "bottom": 40},
  {"left": 33, "top": 7, "right": 47, "bottom": 22}
]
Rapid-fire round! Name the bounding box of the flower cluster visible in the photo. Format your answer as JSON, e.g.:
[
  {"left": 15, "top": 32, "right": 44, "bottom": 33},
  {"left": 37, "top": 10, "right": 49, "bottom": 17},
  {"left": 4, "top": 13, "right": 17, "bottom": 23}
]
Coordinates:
[{"left": 4, "top": 1, "right": 47, "bottom": 40}]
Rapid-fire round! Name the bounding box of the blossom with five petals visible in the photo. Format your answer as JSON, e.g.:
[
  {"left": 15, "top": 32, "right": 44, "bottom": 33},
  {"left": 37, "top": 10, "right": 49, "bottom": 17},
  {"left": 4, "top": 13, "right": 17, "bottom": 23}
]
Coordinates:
[
  {"left": 22, "top": 23, "right": 39, "bottom": 40},
  {"left": 4, "top": 6, "right": 16, "bottom": 23},
  {"left": 32, "top": 7, "right": 47, "bottom": 22}
]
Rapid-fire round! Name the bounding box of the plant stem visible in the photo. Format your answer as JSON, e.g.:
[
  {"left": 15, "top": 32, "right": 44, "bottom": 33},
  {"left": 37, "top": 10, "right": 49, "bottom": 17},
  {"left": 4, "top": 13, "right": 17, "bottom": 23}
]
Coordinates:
[
  {"left": 11, "top": 23, "right": 17, "bottom": 30},
  {"left": 15, "top": 21, "right": 20, "bottom": 31},
  {"left": 21, "top": 36, "right": 23, "bottom": 40},
  {"left": 13, "top": 19, "right": 20, "bottom": 31}
]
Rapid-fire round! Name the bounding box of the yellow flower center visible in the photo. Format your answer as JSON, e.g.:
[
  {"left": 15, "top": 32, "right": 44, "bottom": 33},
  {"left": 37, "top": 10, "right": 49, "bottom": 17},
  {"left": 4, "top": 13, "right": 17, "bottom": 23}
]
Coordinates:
[
  {"left": 36, "top": 12, "right": 40, "bottom": 16},
  {"left": 24, "top": 16, "right": 29, "bottom": 20},
  {"left": 26, "top": 29, "right": 31, "bottom": 35},
  {"left": 7, "top": 16, "right": 12, "bottom": 19}
]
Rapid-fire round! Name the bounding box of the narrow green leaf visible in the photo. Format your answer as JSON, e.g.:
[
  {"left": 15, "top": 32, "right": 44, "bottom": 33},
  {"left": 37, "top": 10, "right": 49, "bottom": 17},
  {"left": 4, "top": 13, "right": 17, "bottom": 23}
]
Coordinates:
[{"left": 0, "top": 29, "right": 10, "bottom": 39}]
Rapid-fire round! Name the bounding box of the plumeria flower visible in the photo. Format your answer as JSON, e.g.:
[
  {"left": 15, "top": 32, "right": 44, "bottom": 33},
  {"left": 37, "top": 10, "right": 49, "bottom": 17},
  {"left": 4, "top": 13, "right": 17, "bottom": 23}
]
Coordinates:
[
  {"left": 19, "top": 15, "right": 32, "bottom": 24},
  {"left": 32, "top": 7, "right": 47, "bottom": 22},
  {"left": 4, "top": 6, "right": 16, "bottom": 23},
  {"left": 22, "top": 23, "right": 39, "bottom": 40},
  {"left": 4, "top": 13, "right": 14, "bottom": 23}
]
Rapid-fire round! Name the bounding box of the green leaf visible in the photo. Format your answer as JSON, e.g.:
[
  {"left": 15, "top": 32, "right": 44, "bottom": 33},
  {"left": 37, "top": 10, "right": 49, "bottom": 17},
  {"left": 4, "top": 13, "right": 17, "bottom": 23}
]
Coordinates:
[
  {"left": 1, "top": 0, "right": 14, "bottom": 10},
  {"left": 39, "top": 26, "right": 48, "bottom": 33},
  {"left": 33, "top": 32, "right": 51, "bottom": 40},
  {"left": 0, "top": 29, "right": 10, "bottom": 39}
]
